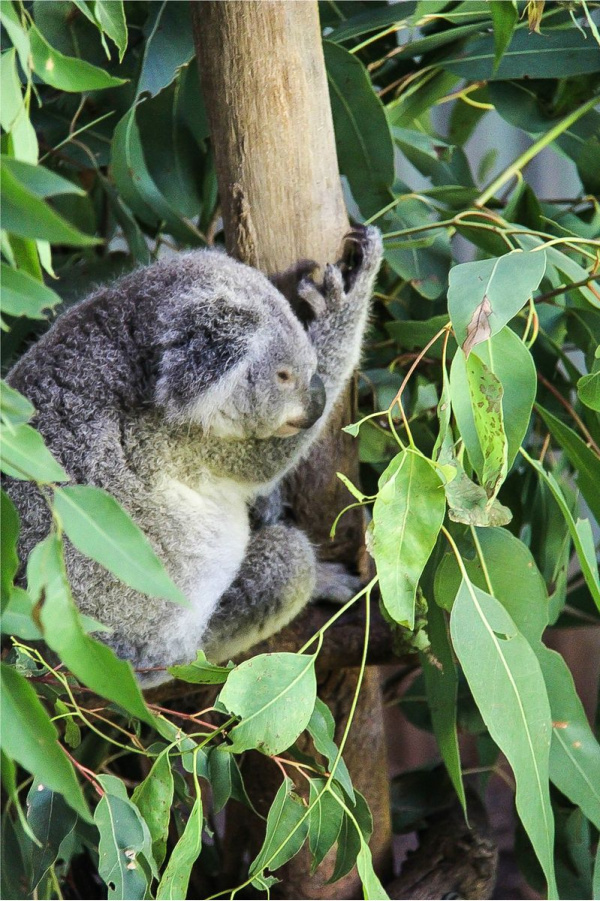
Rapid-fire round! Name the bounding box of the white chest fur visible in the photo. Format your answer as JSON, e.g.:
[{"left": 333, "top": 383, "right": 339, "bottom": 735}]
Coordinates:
[{"left": 159, "top": 475, "right": 251, "bottom": 633}]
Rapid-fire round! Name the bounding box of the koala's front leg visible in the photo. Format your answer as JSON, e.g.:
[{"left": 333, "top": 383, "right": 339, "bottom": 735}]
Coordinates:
[
  {"left": 201, "top": 523, "right": 316, "bottom": 662},
  {"left": 299, "top": 225, "right": 383, "bottom": 404}
]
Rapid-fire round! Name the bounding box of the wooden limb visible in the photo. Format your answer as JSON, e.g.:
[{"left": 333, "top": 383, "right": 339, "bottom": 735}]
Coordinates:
[{"left": 192, "top": 3, "right": 392, "bottom": 896}]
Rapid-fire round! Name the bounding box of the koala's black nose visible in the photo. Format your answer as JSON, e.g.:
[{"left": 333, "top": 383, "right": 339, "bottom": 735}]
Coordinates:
[{"left": 302, "top": 373, "right": 326, "bottom": 428}]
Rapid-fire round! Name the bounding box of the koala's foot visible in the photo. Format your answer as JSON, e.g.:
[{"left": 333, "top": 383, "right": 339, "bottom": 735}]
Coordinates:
[{"left": 313, "top": 561, "right": 363, "bottom": 604}]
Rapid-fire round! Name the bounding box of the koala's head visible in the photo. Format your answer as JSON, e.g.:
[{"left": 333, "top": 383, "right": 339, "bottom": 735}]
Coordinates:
[{"left": 155, "top": 252, "right": 325, "bottom": 440}]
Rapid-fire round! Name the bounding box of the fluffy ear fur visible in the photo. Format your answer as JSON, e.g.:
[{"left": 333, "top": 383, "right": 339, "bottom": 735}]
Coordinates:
[{"left": 155, "top": 304, "right": 258, "bottom": 413}]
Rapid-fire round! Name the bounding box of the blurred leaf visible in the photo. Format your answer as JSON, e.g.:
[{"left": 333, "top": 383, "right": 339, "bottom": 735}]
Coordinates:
[
  {"left": 387, "top": 69, "right": 460, "bottom": 128},
  {"left": 448, "top": 250, "right": 546, "bottom": 355},
  {"left": 490, "top": 1, "right": 518, "bottom": 71},
  {"left": 138, "top": 1, "right": 195, "bottom": 99},
  {"left": 29, "top": 23, "right": 127, "bottom": 91},
  {"left": 450, "top": 326, "right": 536, "bottom": 475},
  {"left": 95, "top": 774, "right": 153, "bottom": 901},
  {"left": 422, "top": 602, "right": 466, "bottom": 812},
  {"left": 536, "top": 404, "right": 600, "bottom": 524},
  {"left": 1, "top": 490, "right": 20, "bottom": 611},
  {"left": 450, "top": 577, "right": 557, "bottom": 898},
  {"left": 219, "top": 653, "right": 317, "bottom": 756},
  {"left": 308, "top": 779, "right": 343, "bottom": 873},
  {"left": 577, "top": 347, "right": 600, "bottom": 411},
  {"left": 0, "top": 263, "right": 61, "bottom": 320},
  {"left": 0, "top": 49, "right": 37, "bottom": 163},
  {"left": 54, "top": 485, "right": 188, "bottom": 605},
  {"left": 131, "top": 751, "right": 173, "bottom": 869},
  {"left": 0, "top": 2, "right": 31, "bottom": 72},
  {"left": 0, "top": 663, "right": 90, "bottom": 820},
  {"left": 250, "top": 777, "right": 309, "bottom": 876},
  {"left": 1, "top": 383, "right": 35, "bottom": 430},
  {"left": 1, "top": 163, "right": 99, "bottom": 246},
  {"left": 525, "top": 454, "right": 600, "bottom": 611},
  {"left": 26, "top": 782, "right": 77, "bottom": 891},
  {"left": 169, "top": 649, "right": 232, "bottom": 684},
  {"left": 111, "top": 106, "right": 202, "bottom": 244},
  {"left": 94, "top": 0, "right": 128, "bottom": 61},
  {"left": 30, "top": 534, "right": 158, "bottom": 727},
  {"left": 372, "top": 449, "right": 445, "bottom": 628},
  {"left": 0, "top": 423, "right": 69, "bottom": 482},
  {"left": 325, "top": 3, "right": 416, "bottom": 42},
  {"left": 443, "top": 28, "right": 600, "bottom": 80},
  {"left": 324, "top": 41, "right": 394, "bottom": 218},
  {"left": 0, "top": 157, "right": 85, "bottom": 197}
]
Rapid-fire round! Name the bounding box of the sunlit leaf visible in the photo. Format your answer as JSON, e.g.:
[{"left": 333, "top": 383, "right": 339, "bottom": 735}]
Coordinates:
[
  {"left": 250, "top": 777, "right": 309, "bottom": 876},
  {"left": 0, "top": 263, "right": 61, "bottom": 320},
  {"left": 0, "top": 423, "right": 68, "bottom": 482},
  {"left": 131, "top": 751, "right": 173, "bottom": 869},
  {"left": 95, "top": 774, "right": 153, "bottom": 901},
  {"left": 29, "top": 23, "right": 126, "bottom": 91}
]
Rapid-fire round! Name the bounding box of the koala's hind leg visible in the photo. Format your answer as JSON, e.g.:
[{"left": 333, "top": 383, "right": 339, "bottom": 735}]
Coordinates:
[{"left": 201, "top": 523, "right": 316, "bottom": 663}]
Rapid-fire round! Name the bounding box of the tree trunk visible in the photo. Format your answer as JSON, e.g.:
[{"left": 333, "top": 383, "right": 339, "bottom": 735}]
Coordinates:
[{"left": 193, "top": 2, "right": 392, "bottom": 897}]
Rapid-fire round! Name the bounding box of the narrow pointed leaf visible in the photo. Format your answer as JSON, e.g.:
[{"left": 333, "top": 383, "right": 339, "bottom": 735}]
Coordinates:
[{"left": 250, "top": 777, "right": 309, "bottom": 875}]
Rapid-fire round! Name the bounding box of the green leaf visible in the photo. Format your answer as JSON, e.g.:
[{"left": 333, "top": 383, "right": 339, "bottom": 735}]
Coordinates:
[
  {"left": 308, "top": 779, "right": 343, "bottom": 873},
  {"left": 372, "top": 449, "right": 445, "bottom": 629},
  {"left": 464, "top": 352, "right": 508, "bottom": 503},
  {"left": 421, "top": 602, "right": 466, "bottom": 812},
  {"left": 521, "top": 451, "right": 600, "bottom": 612},
  {"left": 577, "top": 347, "right": 600, "bottom": 411},
  {"left": 450, "top": 326, "right": 536, "bottom": 474},
  {"left": 307, "top": 697, "right": 355, "bottom": 802},
  {"left": 26, "top": 782, "right": 77, "bottom": 891},
  {"left": 111, "top": 106, "right": 202, "bottom": 244},
  {"left": 250, "top": 777, "right": 309, "bottom": 875},
  {"left": 442, "top": 27, "right": 600, "bottom": 80},
  {"left": 131, "top": 751, "right": 173, "bottom": 869},
  {"left": 0, "top": 157, "right": 85, "bottom": 198},
  {"left": 386, "top": 315, "right": 453, "bottom": 356},
  {"left": 440, "top": 527, "right": 600, "bottom": 830},
  {"left": 95, "top": 774, "right": 153, "bottom": 901},
  {"left": 29, "top": 23, "right": 127, "bottom": 91},
  {"left": 536, "top": 404, "right": 600, "bottom": 525},
  {"left": 323, "top": 41, "right": 394, "bottom": 218},
  {"left": 1, "top": 490, "right": 19, "bottom": 611},
  {"left": 168, "top": 649, "right": 232, "bottom": 684},
  {"left": 0, "top": 163, "right": 99, "bottom": 246},
  {"left": 138, "top": 1, "right": 195, "bottom": 98},
  {"left": 356, "top": 840, "right": 390, "bottom": 901},
  {"left": 0, "top": 263, "right": 62, "bottom": 320},
  {"left": 490, "top": 1, "right": 517, "bottom": 72},
  {"left": 328, "top": 790, "right": 372, "bottom": 884},
  {"left": 219, "top": 653, "right": 317, "bottom": 756},
  {"left": 0, "top": 663, "right": 89, "bottom": 820},
  {"left": 0, "top": 2, "right": 31, "bottom": 73},
  {"left": 53, "top": 485, "right": 188, "bottom": 605},
  {"left": 0, "top": 423, "right": 69, "bottom": 482},
  {"left": 450, "top": 578, "right": 557, "bottom": 898},
  {"left": 155, "top": 788, "right": 203, "bottom": 900},
  {"left": 448, "top": 250, "right": 546, "bottom": 355},
  {"left": 94, "top": 0, "right": 128, "bottom": 61},
  {"left": 326, "top": 3, "right": 416, "bottom": 43},
  {"left": 1, "top": 382, "right": 34, "bottom": 428},
  {"left": 30, "top": 534, "right": 157, "bottom": 727},
  {"left": 206, "top": 746, "right": 252, "bottom": 814}
]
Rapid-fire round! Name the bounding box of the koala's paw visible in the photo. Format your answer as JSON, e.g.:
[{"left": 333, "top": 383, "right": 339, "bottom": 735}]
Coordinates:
[
  {"left": 313, "top": 561, "right": 363, "bottom": 605},
  {"left": 297, "top": 225, "right": 383, "bottom": 316},
  {"left": 339, "top": 224, "right": 383, "bottom": 295}
]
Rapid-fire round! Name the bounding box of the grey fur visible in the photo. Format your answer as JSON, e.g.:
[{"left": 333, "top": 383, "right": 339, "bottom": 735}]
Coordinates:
[{"left": 4, "top": 227, "right": 382, "bottom": 686}]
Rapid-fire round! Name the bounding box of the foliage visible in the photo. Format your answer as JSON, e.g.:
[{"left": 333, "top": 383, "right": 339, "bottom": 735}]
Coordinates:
[{"left": 1, "top": 1, "right": 600, "bottom": 899}]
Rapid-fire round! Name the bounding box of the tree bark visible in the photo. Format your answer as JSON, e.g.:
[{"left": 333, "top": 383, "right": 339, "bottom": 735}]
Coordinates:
[{"left": 192, "top": 2, "right": 392, "bottom": 897}]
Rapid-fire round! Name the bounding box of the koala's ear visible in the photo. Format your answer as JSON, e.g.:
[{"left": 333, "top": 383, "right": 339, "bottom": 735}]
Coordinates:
[{"left": 155, "top": 304, "right": 257, "bottom": 411}]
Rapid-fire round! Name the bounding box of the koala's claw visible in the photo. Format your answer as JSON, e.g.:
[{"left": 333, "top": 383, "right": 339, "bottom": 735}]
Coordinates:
[{"left": 339, "top": 224, "right": 383, "bottom": 294}]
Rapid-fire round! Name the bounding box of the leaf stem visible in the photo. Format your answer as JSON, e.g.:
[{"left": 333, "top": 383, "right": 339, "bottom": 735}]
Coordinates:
[
  {"left": 536, "top": 375, "right": 600, "bottom": 456},
  {"left": 475, "top": 95, "right": 600, "bottom": 208}
]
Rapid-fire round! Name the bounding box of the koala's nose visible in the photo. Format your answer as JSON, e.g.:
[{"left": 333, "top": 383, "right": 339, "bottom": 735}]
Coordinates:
[{"left": 302, "top": 373, "right": 326, "bottom": 428}]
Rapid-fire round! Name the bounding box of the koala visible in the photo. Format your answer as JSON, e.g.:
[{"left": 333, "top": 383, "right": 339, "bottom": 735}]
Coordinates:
[{"left": 4, "top": 226, "right": 382, "bottom": 687}]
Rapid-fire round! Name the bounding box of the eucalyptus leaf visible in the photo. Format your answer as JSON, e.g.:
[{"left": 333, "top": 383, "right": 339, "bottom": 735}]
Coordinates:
[
  {"left": 219, "top": 653, "right": 317, "bottom": 756},
  {"left": 450, "top": 578, "right": 558, "bottom": 898},
  {"left": 29, "top": 24, "right": 127, "bottom": 91},
  {"left": 53, "top": 485, "right": 188, "bottom": 605},
  {"left": 448, "top": 250, "right": 546, "bottom": 355},
  {"left": 1, "top": 490, "right": 20, "bottom": 611},
  {"left": 26, "top": 783, "right": 77, "bottom": 891},
  {"left": 131, "top": 751, "right": 173, "bottom": 870},
  {"left": 577, "top": 347, "right": 600, "bottom": 411},
  {"left": 250, "top": 777, "right": 309, "bottom": 875},
  {"left": 464, "top": 352, "right": 508, "bottom": 503},
  {"left": 156, "top": 790, "right": 203, "bottom": 900},
  {"left": 169, "top": 649, "right": 232, "bottom": 684},
  {"left": 0, "top": 263, "right": 62, "bottom": 320},
  {"left": 0, "top": 423, "right": 68, "bottom": 482},
  {"left": 308, "top": 779, "right": 344, "bottom": 873},
  {"left": 372, "top": 449, "right": 445, "bottom": 629},
  {"left": 307, "top": 697, "right": 355, "bottom": 802},
  {"left": 0, "top": 663, "right": 89, "bottom": 820}
]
